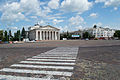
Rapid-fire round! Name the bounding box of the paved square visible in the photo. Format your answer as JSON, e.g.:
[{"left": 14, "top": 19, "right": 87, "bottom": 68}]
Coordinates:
[
  {"left": 0, "top": 40, "right": 120, "bottom": 80},
  {"left": 0, "top": 47, "right": 79, "bottom": 80}
]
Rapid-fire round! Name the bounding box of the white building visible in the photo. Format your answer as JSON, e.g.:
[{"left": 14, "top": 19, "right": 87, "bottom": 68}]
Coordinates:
[
  {"left": 87, "top": 27, "right": 115, "bottom": 39},
  {"left": 28, "top": 24, "right": 60, "bottom": 41}
]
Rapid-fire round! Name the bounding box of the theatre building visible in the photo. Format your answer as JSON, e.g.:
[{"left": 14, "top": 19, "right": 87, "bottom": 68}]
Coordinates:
[{"left": 28, "top": 24, "right": 60, "bottom": 41}]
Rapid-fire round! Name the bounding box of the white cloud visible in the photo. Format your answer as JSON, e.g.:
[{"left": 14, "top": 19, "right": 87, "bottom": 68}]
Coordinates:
[
  {"left": 0, "top": 0, "right": 49, "bottom": 25},
  {"left": 114, "top": 7, "right": 118, "bottom": 10},
  {"left": 47, "top": 15, "right": 66, "bottom": 20},
  {"left": 75, "top": 25, "right": 83, "bottom": 30},
  {"left": 54, "top": 13, "right": 63, "bottom": 16},
  {"left": 8, "top": 27, "right": 18, "bottom": 30},
  {"left": 95, "top": 0, "right": 120, "bottom": 9},
  {"left": 89, "top": 13, "right": 98, "bottom": 18},
  {"left": 43, "top": 6, "right": 52, "bottom": 13},
  {"left": 1, "top": 11, "right": 26, "bottom": 24},
  {"left": 59, "top": 26, "right": 70, "bottom": 32},
  {"left": 38, "top": 20, "right": 46, "bottom": 26},
  {"left": 48, "top": 0, "right": 59, "bottom": 9},
  {"left": 20, "top": 0, "right": 42, "bottom": 16},
  {"left": 61, "top": 0, "right": 93, "bottom": 14},
  {"left": 0, "top": 2, "right": 24, "bottom": 24},
  {"left": 69, "top": 15, "right": 85, "bottom": 26},
  {"left": 95, "top": 0, "right": 106, "bottom": 3},
  {"left": 69, "top": 15, "right": 86, "bottom": 31},
  {"left": 30, "top": 16, "right": 37, "bottom": 19},
  {"left": 104, "top": 0, "right": 120, "bottom": 7},
  {"left": 53, "top": 19, "right": 64, "bottom": 25}
]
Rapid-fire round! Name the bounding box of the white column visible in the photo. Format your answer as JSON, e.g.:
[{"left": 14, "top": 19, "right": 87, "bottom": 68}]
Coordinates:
[
  {"left": 58, "top": 32, "right": 60, "bottom": 40},
  {"left": 52, "top": 31, "right": 54, "bottom": 40},
  {"left": 35, "top": 31, "right": 38, "bottom": 40},
  {"left": 40, "top": 31, "right": 42, "bottom": 40},
  {"left": 43, "top": 31, "right": 45, "bottom": 40}
]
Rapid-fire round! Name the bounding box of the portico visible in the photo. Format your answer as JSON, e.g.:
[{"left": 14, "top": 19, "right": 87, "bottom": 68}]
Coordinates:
[
  {"left": 36, "top": 30, "right": 60, "bottom": 40},
  {"left": 28, "top": 25, "right": 60, "bottom": 41}
]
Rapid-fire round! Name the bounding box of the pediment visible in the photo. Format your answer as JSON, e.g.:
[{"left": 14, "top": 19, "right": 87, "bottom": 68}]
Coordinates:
[
  {"left": 41, "top": 27, "right": 54, "bottom": 30},
  {"left": 40, "top": 25, "right": 60, "bottom": 30}
]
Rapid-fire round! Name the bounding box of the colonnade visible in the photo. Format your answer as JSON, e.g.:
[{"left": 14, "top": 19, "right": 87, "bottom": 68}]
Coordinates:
[{"left": 36, "top": 31, "right": 60, "bottom": 40}]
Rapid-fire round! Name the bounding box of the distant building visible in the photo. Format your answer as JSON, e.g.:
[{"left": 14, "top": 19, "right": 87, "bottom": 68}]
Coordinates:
[
  {"left": 28, "top": 24, "right": 60, "bottom": 41},
  {"left": 87, "top": 26, "right": 115, "bottom": 39},
  {"left": 70, "top": 30, "right": 83, "bottom": 38}
]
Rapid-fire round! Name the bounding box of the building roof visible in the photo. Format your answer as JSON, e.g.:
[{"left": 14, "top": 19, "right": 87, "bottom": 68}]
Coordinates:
[{"left": 28, "top": 24, "right": 60, "bottom": 31}]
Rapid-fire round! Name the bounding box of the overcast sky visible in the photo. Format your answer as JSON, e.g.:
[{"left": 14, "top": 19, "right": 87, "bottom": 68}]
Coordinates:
[{"left": 0, "top": 0, "right": 120, "bottom": 31}]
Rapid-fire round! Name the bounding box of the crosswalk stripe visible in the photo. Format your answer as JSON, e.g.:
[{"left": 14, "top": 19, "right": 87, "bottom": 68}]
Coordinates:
[
  {"left": 27, "top": 58, "right": 76, "bottom": 62},
  {"left": 0, "top": 68, "right": 73, "bottom": 76},
  {"left": 38, "top": 55, "right": 77, "bottom": 57},
  {"left": 42, "top": 52, "right": 78, "bottom": 54},
  {"left": 0, "top": 75, "right": 58, "bottom": 80},
  {"left": 39, "top": 54, "right": 77, "bottom": 56},
  {"left": 40, "top": 54, "right": 77, "bottom": 56},
  {"left": 20, "top": 61, "right": 75, "bottom": 65},
  {"left": 11, "top": 64, "right": 74, "bottom": 70},
  {"left": 32, "top": 56, "right": 76, "bottom": 59}
]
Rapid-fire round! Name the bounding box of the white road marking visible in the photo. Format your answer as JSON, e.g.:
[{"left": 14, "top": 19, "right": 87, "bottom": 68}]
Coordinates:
[
  {"left": 42, "top": 52, "right": 78, "bottom": 54},
  {"left": 32, "top": 56, "right": 76, "bottom": 59},
  {"left": 11, "top": 64, "right": 74, "bottom": 70},
  {"left": 20, "top": 61, "right": 75, "bottom": 65},
  {"left": 27, "top": 58, "right": 76, "bottom": 62},
  {"left": 39, "top": 54, "right": 77, "bottom": 56},
  {"left": 40, "top": 54, "right": 77, "bottom": 56},
  {"left": 0, "top": 68, "right": 73, "bottom": 76},
  {"left": 39, "top": 55, "right": 77, "bottom": 57},
  {"left": 0, "top": 75, "right": 58, "bottom": 80}
]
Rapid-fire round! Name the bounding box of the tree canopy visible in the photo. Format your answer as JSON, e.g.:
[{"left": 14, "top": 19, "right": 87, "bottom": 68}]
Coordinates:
[
  {"left": 21, "top": 27, "right": 26, "bottom": 38},
  {"left": 93, "top": 25, "right": 97, "bottom": 28},
  {"left": 114, "top": 30, "right": 120, "bottom": 39},
  {"left": 83, "top": 32, "right": 90, "bottom": 39},
  {"left": 0, "top": 30, "right": 3, "bottom": 40}
]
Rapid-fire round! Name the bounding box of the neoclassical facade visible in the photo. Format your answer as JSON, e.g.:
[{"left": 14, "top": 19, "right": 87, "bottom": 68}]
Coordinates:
[
  {"left": 87, "top": 26, "right": 115, "bottom": 38},
  {"left": 28, "top": 24, "right": 60, "bottom": 40}
]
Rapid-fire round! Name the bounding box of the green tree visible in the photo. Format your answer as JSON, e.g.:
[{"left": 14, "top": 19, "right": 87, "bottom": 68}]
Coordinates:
[
  {"left": 13, "top": 30, "right": 21, "bottom": 41},
  {"left": 114, "top": 30, "right": 120, "bottom": 39},
  {"left": 3, "top": 30, "right": 9, "bottom": 41},
  {"left": 17, "top": 30, "right": 21, "bottom": 41},
  {"left": 0, "top": 30, "right": 3, "bottom": 40},
  {"left": 93, "top": 25, "right": 97, "bottom": 28},
  {"left": 9, "top": 30, "right": 13, "bottom": 41},
  {"left": 66, "top": 31, "right": 69, "bottom": 39},
  {"left": 14, "top": 32, "right": 17, "bottom": 41},
  {"left": 83, "top": 32, "right": 89, "bottom": 39},
  {"left": 21, "top": 27, "right": 26, "bottom": 38},
  {"left": 83, "top": 32, "right": 92, "bottom": 39}
]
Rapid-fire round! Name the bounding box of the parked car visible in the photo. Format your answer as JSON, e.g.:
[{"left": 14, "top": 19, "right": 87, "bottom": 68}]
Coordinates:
[{"left": 99, "top": 37, "right": 106, "bottom": 40}]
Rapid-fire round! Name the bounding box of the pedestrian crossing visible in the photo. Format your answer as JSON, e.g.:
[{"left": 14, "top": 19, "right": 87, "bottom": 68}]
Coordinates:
[
  {"left": 27, "top": 58, "right": 76, "bottom": 62},
  {"left": 0, "top": 47, "right": 78, "bottom": 80}
]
